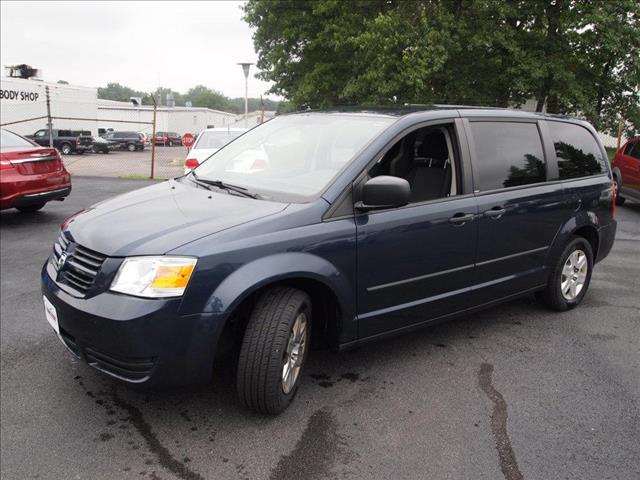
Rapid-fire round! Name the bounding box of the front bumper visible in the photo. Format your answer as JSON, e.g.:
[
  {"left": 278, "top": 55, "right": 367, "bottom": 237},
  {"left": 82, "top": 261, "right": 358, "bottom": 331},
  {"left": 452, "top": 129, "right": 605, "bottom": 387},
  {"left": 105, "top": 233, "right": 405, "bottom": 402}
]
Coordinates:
[
  {"left": 596, "top": 220, "right": 617, "bottom": 263},
  {"left": 41, "top": 263, "right": 223, "bottom": 386}
]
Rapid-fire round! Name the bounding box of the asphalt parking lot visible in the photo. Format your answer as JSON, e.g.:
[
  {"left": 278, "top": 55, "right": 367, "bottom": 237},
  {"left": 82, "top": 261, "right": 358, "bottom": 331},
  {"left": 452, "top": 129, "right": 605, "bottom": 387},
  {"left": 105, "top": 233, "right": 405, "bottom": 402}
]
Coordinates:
[
  {"left": 62, "top": 147, "right": 187, "bottom": 179},
  {"left": 1, "top": 177, "right": 638, "bottom": 480}
]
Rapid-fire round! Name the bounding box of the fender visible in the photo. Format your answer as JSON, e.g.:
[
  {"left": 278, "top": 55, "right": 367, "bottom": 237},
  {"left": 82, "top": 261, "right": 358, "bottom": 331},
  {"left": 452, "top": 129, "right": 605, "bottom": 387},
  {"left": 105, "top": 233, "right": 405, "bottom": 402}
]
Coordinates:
[
  {"left": 203, "top": 251, "right": 355, "bottom": 330},
  {"left": 545, "top": 209, "right": 599, "bottom": 269}
]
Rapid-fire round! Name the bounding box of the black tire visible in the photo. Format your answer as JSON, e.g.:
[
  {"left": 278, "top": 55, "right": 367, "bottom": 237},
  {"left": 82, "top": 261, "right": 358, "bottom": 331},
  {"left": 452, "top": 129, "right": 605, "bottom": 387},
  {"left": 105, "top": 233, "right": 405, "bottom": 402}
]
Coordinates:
[
  {"left": 60, "top": 143, "right": 72, "bottom": 155},
  {"left": 16, "top": 203, "right": 46, "bottom": 213},
  {"left": 537, "top": 236, "right": 594, "bottom": 311},
  {"left": 614, "top": 178, "right": 626, "bottom": 205},
  {"left": 237, "top": 286, "right": 312, "bottom": 414},
  {"left": 168, "top": 140, "right": 174, "bottom": 147},
  {"left": 127, "top": 143, "right": 136, "bottom": 152}
]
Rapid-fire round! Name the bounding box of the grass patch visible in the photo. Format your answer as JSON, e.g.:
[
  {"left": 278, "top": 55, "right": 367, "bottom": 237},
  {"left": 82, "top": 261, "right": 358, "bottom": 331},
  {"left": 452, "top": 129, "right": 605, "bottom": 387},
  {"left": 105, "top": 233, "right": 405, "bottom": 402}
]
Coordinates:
[{"left": 119, "top": 174, "right": 154, "bottom": 181}]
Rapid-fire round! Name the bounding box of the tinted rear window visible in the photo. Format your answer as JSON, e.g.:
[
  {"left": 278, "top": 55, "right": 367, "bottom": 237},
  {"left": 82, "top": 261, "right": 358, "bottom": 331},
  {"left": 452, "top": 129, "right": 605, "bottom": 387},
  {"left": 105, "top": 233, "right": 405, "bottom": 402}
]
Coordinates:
[
  {"left": 550, "top": 122, "right": 604, "bottom": 179},
  {"left": 469, "top": 122, "right": 546, "bottom": 191}
]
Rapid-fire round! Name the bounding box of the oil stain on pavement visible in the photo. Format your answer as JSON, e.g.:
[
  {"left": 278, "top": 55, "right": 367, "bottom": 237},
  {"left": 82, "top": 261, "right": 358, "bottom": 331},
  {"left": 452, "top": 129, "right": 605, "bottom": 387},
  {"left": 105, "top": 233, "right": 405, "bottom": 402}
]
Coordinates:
[
  {"left": 268, "top": 409, "right": 341, "bottom": 480},
  {"left": 478, "top": 363, "right": 524, "bottom": 480}
]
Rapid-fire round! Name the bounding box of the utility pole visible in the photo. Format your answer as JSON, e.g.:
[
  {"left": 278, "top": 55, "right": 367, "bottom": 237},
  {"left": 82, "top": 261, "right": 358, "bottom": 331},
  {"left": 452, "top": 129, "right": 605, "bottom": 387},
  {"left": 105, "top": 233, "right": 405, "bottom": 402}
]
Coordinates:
[
  {"left": 238, "top": 63, "right": 253, "bottom": 128},
  {"left": 45, "top": 86, "right": 53, "bottom": 148},
  {"left": 150, "top": 94, "right": 157, "bottom": 179}
]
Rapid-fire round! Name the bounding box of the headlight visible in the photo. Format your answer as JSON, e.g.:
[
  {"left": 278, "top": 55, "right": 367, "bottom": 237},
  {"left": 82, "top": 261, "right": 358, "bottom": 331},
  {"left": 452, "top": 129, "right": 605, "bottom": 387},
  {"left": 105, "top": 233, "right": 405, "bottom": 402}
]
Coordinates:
[{"left": 111, "top": 256, "right": 197, "bottom": 298}]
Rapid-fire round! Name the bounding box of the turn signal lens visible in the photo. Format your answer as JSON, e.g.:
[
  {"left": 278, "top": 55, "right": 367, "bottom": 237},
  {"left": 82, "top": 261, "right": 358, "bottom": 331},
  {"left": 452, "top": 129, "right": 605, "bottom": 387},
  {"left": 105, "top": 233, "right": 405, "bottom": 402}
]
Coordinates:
[{"left": 151, "top": 264, "right": 196, "bottom": 289}]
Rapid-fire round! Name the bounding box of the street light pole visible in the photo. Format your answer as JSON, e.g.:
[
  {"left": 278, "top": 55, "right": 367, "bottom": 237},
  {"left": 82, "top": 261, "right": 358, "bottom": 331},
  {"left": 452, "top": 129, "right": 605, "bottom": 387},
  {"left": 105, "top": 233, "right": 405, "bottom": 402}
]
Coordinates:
[{"left": 237, "top": 63, "right": 253, "bottom": 128}]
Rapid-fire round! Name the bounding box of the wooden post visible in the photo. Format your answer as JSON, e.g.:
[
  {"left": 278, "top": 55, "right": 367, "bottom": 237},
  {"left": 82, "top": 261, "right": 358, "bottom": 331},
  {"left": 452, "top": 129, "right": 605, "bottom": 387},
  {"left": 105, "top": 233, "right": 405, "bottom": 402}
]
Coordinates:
[
  {"left": 617, "top": 116, "right": 624, "bottom": 151},
  {"left": 45, "top": 86, "right": 53, "bottom": 148},
  {"left": 150, "top": 96, "right": 157, "bottom": 179}
]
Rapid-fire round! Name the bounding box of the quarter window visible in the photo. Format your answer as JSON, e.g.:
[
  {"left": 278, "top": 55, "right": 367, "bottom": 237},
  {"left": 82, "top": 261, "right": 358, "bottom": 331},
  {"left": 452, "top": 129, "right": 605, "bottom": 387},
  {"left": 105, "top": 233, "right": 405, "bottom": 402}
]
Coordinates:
[
  {"left": 469, "top": 122, "right": 545, "bottom": 191},
  {"left": 550, "top": 122, "right": 604, "bottom": 179}
]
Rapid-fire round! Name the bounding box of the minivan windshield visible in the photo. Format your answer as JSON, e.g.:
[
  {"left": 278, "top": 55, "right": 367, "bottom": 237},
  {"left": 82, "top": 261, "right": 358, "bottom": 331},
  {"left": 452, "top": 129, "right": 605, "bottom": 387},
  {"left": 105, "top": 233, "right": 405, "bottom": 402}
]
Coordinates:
[
  {"left": 194, "top": 130, "right": 243, "bottom": 149},
  {"left": 190, "top": 113, "right": 394, "bottom": 201}
]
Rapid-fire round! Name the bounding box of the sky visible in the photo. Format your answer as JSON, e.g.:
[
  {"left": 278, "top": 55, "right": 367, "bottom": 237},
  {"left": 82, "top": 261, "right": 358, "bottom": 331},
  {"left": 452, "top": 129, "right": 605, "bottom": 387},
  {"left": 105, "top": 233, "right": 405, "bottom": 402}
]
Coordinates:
[{"left": 0, "top": 1, "right": 277, "bottom": 99}]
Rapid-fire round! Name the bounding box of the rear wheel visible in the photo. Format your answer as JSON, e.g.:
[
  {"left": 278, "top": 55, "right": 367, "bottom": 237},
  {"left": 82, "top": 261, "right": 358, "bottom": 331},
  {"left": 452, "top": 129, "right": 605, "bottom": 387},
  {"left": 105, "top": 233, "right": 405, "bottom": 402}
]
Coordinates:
[
  {"left": 237, "top": 286, "right": 311, "bottom": 414},
  {"left": 16, "top": 203, "right": 46, "bottom": 213},
  {"left": 60, "top": 143, "right": 72, "bottom": 155},
  {"left": 127, "top": 143, "right": 136, "bottom": 152},
  {"left": 168, "top": 140, "right": 174, "bottom": 147},
  {"left": 537, "top": 236, "right": 593, "bottom": 311}
]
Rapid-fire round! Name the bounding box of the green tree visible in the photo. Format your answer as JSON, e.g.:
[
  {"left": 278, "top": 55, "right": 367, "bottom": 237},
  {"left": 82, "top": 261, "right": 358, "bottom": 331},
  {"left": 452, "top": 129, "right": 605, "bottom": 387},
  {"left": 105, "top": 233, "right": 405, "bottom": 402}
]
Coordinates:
[
  {"left": 98, "top": 82, "right": 152, "bottom": 105},
  {"left": 244, "top": 0, "right": 640, "bottom": 134}
]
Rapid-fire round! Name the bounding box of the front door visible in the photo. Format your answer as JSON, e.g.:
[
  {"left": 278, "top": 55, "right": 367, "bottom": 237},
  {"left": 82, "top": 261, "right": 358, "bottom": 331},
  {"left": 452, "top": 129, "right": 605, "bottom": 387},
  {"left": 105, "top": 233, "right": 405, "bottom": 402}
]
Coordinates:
[
  {"left": 355, "top": 122, "right": 478, "bottom": 339},
  {"left": 620, "top": 141, "right": 640, "bottom": 197}
]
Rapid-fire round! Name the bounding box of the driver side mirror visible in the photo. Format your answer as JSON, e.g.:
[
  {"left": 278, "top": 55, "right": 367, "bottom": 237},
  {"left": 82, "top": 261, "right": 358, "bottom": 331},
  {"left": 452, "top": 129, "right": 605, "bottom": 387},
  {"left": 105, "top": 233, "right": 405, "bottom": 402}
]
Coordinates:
[{"left": 355, "top": 175, "right": 410, "bottom": 211}]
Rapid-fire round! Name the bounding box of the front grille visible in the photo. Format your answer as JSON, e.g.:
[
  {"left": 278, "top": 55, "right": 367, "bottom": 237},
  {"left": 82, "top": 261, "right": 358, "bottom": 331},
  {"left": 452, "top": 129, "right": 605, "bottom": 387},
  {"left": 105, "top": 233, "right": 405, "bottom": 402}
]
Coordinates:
[{"left": 51, "top": 232, "right": 107, "bottom": 296}]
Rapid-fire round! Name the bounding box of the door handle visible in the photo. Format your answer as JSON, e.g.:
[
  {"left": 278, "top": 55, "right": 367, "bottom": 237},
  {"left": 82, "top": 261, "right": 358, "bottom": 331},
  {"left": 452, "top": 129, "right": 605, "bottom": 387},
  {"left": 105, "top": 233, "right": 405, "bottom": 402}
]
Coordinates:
[
  {"left": 449, "top": 213, "right": 475, "bottom": 225},
  {"left": 484, "top": 207, "right": 506, "bottom": 219}
]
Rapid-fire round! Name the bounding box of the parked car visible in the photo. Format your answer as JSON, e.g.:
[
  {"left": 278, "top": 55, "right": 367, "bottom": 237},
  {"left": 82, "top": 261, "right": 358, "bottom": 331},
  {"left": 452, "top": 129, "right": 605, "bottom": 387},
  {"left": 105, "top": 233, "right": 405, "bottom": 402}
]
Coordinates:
[
  {"left": 154, "top": 131, "right": 182, "bottom": 146},
  {"left": 28, "top": 128, "right": 93, "bottom": 155},
  {"left": 92, "top": 136, "right": 120, "bottom": 154},
  {"left": 103, "top": 131, "right": 146, "bottom": 152},
  {"left": 1, "top": 129, "right": 71, "bottom": 212},
  {"left": 41, "top": 108, "right": 616, "bottom": 414},
  {"left": 183, "top": 128, "right": 247, "bottom": 173},
  {"left": 612, "top": 137, "right": 639, "bottom": 204}
]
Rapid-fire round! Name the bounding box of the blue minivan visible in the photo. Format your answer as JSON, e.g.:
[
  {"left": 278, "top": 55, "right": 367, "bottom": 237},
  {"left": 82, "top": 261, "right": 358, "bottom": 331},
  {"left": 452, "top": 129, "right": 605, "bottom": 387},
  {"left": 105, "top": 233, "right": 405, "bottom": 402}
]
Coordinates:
[{"left": 42, "top": 107, "right": 617, "bottom": 413}]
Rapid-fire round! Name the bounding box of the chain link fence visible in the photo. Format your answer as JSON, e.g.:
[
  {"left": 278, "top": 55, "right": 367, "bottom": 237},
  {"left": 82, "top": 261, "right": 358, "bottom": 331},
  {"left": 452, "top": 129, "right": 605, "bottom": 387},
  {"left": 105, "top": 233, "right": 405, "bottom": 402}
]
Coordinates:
[{"left": 1, "top": 80, "right": 240, "bottom": 179}]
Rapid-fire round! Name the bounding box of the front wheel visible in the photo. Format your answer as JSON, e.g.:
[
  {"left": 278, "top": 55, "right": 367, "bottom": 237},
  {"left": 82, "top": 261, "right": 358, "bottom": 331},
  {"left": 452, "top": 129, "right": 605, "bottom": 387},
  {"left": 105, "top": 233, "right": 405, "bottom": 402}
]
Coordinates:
[
  {"left": 237, "top": 286, "right": 311, "bottom": 414},
  {"left": 127, "top": 143, "right": 136, "bottom": 152},
  {"left": 537, "top": 236, "right": 594, "bottom": 311}
]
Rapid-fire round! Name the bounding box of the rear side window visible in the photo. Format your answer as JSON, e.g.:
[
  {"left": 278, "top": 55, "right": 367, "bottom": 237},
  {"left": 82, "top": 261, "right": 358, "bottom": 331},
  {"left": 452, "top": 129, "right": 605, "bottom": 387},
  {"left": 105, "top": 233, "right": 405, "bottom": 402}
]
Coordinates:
[
  {"left": 550, "top": 122, "right": 604, "bottom": 179},
  {"left": 469, "top": 122, "right": 545, "bottom": 191}
]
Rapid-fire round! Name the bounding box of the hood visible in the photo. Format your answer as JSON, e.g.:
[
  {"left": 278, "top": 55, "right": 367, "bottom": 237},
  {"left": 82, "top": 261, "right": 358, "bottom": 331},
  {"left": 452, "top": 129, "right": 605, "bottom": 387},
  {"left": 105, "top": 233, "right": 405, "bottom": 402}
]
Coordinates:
[{"left": 66, "top": 179, "right": 287, "bottom": 256}]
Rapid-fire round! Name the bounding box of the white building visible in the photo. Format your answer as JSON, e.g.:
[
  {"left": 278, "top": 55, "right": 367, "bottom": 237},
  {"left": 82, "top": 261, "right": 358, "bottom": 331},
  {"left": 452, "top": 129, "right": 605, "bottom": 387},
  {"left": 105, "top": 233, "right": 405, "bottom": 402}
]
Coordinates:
[
  {"left": 1, "top": 76, "right": 238, "bottom": 138},
  {"left": 97, "top": 99, "right": 237, "bottom": 137}
]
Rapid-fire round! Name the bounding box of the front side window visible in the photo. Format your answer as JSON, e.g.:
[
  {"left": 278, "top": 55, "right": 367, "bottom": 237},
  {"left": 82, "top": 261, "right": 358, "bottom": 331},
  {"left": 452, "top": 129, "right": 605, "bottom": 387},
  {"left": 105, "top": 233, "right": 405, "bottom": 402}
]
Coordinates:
[
  {"left": 192, "top": 113, "right": 395, "bottom": 201},
  {"left": 34, "top": 129, "right": 48, "bottom": 138},
  {"left": 550, "top": 122, "right": 604, "bottom": 179},
  {"left": 469, "top": 122, "right": 545, "bottom": 191},
  {"left": 626, "top": 141, "right": 639, "bottom": 160},
  {"left": 367, "top": 124, "right": 459, "bottom": 203}
]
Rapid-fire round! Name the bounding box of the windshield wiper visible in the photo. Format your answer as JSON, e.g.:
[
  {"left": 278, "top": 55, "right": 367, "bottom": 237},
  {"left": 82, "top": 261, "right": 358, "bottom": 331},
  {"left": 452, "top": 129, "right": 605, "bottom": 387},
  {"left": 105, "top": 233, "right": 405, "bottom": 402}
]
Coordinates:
[{"left": 191, "top": 172, "right": 260, "bottom": 199}]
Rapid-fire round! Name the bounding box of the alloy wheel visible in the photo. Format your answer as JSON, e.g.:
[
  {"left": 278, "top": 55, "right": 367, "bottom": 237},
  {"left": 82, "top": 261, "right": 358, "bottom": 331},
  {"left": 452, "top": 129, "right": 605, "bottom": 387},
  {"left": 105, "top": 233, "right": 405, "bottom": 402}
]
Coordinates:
[{"left": 561, "top": 249, "right": 588, "bottom": 300}]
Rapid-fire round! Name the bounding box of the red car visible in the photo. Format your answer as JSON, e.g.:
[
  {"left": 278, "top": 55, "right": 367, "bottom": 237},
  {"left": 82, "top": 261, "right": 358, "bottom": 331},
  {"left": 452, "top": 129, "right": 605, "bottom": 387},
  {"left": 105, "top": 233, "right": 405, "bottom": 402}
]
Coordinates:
[
  {"left": 612, "top": 137, "right": 640, "bottom": 205},
  {"left": 0, "top": 129, "right": 71, "bottom": 212},
  {"left": 153, "top": 131, "right": 182, "bottom": 146}
]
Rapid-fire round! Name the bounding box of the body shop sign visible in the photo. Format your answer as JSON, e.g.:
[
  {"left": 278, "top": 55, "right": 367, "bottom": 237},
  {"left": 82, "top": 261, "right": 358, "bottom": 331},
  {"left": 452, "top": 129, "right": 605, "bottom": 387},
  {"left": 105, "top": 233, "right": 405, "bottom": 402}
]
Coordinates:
[{"left": 0, "top": 89, "right": 40, "bottom": 101}]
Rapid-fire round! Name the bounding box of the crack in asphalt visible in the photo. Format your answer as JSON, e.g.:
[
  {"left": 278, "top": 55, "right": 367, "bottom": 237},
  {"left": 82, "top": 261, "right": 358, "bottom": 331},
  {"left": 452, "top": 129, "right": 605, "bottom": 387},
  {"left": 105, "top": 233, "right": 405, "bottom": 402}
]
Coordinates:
[
  {"left": 109, "top": 388, "right": 205, "bottom": 480},
  {"left": 268, "top": 409, "right": 340, "bottom": 480},
  {"left": 478, "top": 363, "right": 524, "bottom": 480}
]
